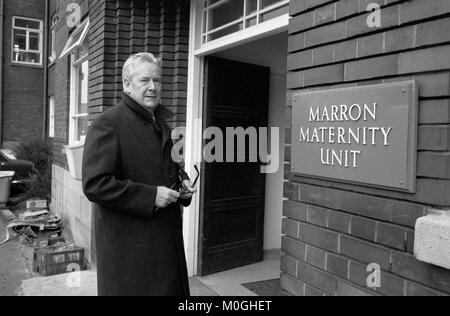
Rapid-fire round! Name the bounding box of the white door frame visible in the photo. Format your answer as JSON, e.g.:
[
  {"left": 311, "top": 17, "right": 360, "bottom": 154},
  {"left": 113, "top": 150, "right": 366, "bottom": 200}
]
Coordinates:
[{"left": 183, "top": 0, "right": 289, "bottom": 277}]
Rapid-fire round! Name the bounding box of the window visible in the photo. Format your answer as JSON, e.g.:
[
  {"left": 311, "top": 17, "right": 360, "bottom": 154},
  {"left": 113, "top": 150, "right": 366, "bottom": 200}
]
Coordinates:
[
  {"left": 12, "top": 17, "right": 43, "bottom": 65},
  {"left": 48, "top": 96, "right": 55, "bottom": 138},
  {"left": 49, "top": 16, "right": 58, "bottom": 63},
  {"left": 66, "top": 20, "right": 89, "bottom": 144},
  {"left": 60, "top": 19, "right": 89, "bottom": 60},
  {"left": 202, "top": 0, "right": 288, "bottom": 43},
  {"left": 49, "top": 29, "right": 56, "bottom": 63}
]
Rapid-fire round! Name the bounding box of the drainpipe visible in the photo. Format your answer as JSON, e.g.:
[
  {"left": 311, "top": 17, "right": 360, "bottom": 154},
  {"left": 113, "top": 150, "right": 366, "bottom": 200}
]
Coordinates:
[
  {"left": 0, "top": 0, "right": 4, "bottom": 145},
  {"left": 42, "top": 0, "right": 49, "bottom": 140}
]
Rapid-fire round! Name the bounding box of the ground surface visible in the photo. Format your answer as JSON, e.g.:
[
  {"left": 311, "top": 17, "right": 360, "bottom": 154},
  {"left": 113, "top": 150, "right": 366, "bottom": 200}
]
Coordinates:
[
  {"left": 1, "top": 209, "right": 218, "bottom": 296},
  {"left": 0, "top": 210, "right": 35, "bottom": 296}
]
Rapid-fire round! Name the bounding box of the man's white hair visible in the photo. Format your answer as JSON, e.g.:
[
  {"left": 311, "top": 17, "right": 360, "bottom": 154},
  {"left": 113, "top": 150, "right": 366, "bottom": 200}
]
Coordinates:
[{"left": 122, "top": 52, "right": 162, "bottom": 81}]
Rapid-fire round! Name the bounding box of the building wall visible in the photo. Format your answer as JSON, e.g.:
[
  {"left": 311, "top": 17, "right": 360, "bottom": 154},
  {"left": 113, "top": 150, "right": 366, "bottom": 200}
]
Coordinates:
[
  {"left": 49, "top": 0, "right": 92, "bottom": 263},
  {"left": 51, "top": 164, "right": 93, "bottom": 264},
  {"left": 49, "top": 0, "right": 89, "bottom": 168},
  {"left": 2, "top": 0, "right": 46, "bottom": 148},
  {"left": 88, "top": 0, "right": 190, "bottom": 130},
  {"left": 49, "top": 0, "right": 191, "bottom": 265},
  {"left": 283, "top": 0, "right": 450, "bottom": 296}
]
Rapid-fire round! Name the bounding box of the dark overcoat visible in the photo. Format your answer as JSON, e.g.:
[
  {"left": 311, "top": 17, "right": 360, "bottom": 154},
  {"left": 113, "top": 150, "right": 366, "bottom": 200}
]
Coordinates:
[{"left": 82, "top": 93, "right": 191, "bottom": 296}]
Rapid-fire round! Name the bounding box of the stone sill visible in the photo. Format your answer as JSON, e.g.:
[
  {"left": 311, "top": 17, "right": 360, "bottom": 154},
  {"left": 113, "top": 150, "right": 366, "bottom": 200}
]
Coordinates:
[{"left": 415, "top": 210, "right": 450, "bottom": 270}]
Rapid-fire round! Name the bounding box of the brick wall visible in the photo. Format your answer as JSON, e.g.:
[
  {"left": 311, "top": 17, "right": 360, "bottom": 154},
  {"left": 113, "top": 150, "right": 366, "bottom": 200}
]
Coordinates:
[
  {"left": 48, "top": 0, "right": 94, "bottom": 265},
  {"left": 88, "top": 0, "right": 190, "bottom": 130},
  {"left": 51, "top": 164, "right": 93, "bottom": 265},
  {"left": 49, "top": 0, "right": 89, "bottom": 167},
  {"left": 283, "top": 0, "right": 450, "bottom": 296},
  {"left": 2, "top": 0, "right": 46, "bottom": 148}
]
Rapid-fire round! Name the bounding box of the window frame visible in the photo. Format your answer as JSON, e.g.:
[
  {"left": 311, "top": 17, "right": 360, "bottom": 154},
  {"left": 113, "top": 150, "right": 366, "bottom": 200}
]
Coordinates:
[
  {"left": 59, "top": 19, "right": 89, "bottom": 60},
  {"left": 11, "top": 16, "right": 44, "bottom": 66},
  {"left": 201, "top": 0, "right": 289, "bottom": 44},
  {"left": 68, "top": 20, "right": 90, "bottom": 145},
  {"left": 49, "top": 16, "right": 58, "bottom": 64},
  {"left": 48, "top": 96, "right": 55, "bottom": 138}
]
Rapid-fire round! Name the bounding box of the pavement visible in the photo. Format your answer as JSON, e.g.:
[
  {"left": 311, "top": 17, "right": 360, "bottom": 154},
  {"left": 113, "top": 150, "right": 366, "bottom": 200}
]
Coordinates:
[
  {"left": 17, "top": 272, "right": 218, "bottom": 296},
  {"left": 0, "top": 208, "right": 218, "bottom": 296},
  {"left": 1, "top": 208, "right": 281, "bottom": 297},
  {"left": 0, "top": 209, "right": 37, "bottom": 296}
]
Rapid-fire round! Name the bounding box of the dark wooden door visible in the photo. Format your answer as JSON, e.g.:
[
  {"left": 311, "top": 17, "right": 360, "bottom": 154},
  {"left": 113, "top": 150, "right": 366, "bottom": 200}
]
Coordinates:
[{"left": 199, "top": 57, "right": 270, "bottom": 276}]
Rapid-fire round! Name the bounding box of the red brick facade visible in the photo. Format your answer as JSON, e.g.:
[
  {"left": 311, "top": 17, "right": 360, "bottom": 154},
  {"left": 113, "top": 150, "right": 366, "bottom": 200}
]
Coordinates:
[
  {"left": 88, "top": 0, "right": 190, "bottom": 129},
  {"left": 1, "top": 0, "right": 46, "bottom": 148},
  {"left": 48, "top": 0, "right": 89, "bottom": 167},
  {"left": 50, "top": 0, "right": 189, "bottom": 168},
  {"left": 283, "top": 0, "right": 450, "bottom": 296}
]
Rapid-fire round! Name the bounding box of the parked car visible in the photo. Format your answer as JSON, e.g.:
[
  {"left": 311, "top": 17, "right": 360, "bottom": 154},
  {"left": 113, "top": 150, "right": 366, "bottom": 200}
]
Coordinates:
[
  {"left": 0, "top": 149, "right": 34, "bottom": 178},
  {"left": 0, "top": 149, "right": 34, "bottom": 206}
]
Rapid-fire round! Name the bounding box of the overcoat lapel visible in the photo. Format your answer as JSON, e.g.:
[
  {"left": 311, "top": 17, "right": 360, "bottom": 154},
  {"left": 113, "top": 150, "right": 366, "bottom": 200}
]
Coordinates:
[
  {"left": 154, "top": 105, "right": 173, "bottom": 153},
  {"left": 122, "top": 92, "right": 173, "bottom": 152}
]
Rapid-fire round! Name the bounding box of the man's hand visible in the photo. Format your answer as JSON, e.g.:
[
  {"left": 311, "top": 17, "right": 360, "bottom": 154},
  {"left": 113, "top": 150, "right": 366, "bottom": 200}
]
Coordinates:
[
  {"left": 155, "top": 187, "right": 181, "bottom": 208},
  {"left": 180, "top": 180, "right": 197, "bottom": 200}
]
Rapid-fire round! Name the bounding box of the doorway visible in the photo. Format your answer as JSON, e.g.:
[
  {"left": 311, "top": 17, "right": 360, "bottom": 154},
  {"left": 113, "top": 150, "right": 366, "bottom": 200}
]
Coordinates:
[
  {"left": 197, "top": 32, "right": 288, "bottom": 276},
  {"left": 199, "top": 56, "right": 270, "bottom": 276}
]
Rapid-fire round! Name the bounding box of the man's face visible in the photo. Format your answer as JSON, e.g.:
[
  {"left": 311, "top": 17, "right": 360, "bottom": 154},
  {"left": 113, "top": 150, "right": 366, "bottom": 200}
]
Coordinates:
[{"left": 124, "top": 61, "right": 162, "bottom": 112}]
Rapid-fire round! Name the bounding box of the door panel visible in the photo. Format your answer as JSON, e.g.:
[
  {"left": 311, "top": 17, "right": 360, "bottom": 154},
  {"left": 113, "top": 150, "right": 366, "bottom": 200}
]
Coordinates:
[{"left": 200, "top": 57, "right": 270, "bottom": 276}]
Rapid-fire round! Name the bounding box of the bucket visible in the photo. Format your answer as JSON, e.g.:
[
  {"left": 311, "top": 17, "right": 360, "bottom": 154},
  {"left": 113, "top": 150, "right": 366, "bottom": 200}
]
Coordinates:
[
  {"left": 65, "top": 140, "right": 85, "bottom": 181},
  {"left": 0, "top": 171, "right": 15, "bottom": 205}
]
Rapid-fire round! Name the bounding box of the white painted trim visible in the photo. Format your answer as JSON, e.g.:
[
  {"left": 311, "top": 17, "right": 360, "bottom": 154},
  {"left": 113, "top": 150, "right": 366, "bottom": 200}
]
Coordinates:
[
  {"left": 59, "top": 19, "right": 89, "bottom": 60},
  {"left": 184, "top": 0, "right": 289, "bottom": 278},
  {"left": 69, "top": 53, "right": 77, "bottom": 144},
  {"left": 184, "top": 0, "right": 205, "bottom": 277},
  {"left": 194, "top": 13, "right": 289, "bottom": 56},
  {"left": 69, "top": 54, "right": 89, "bottom": 145},
  {"left": 11, "top": 16, "right": 43, "bottom": 66},
  {"left": 201, "top": 0, "right": 289, "bottom": 39},
  {"left": 48, "top": 96, "right": 55, "bottom": 138}
]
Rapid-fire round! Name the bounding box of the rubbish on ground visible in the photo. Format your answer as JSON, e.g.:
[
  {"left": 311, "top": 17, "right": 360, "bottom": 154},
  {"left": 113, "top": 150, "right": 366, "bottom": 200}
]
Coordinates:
[
  {"left": 0, "top": 227, "right": 10, "bottom": 245},
  {"left": 0, "top": 171, "right": 14, "bottom": 207},
  {"left": 19, "top": 226, "right": 38, "bottom": 244},
  {"left": 8, "top": 210, "right": 61, "bottom": 232},
  {"left": 0, "top": 208, "right": 62, "bottom": 245},
  {"left": 21, "top": 209, "right": 49, "bottom": 220},
  {"left": 48, "top": 233, "right": 65, "bottom": 247},
  {"left": 26, "top": 200, "right": 48, "bottom": 209}
]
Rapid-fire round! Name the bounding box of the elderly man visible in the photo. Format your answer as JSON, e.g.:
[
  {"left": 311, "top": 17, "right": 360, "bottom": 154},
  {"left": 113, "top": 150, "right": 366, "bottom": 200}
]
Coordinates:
[{"left": 82, "top": 53, "right": 196, "bottom": 296}]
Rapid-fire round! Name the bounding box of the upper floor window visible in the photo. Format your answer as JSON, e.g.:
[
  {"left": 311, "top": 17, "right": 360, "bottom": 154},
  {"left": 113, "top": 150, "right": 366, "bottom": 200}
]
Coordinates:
[
  {"left": 48, "top": 96, "right": 55, "bottom": 138},
  {"left": 60, "top": 19, "right": 89, "bottom": 60},
  {"left": 49, "top": 15, "right": 59, "bottom": 64},
  {"left": 12, "top": 17, "right": 43, "bottom": 65},
  {"left": 66, "top": 20, "right": 89, "bottom": 144},
  {"left": 202, "top": 0, "right": 288, "bottom": 43}
]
